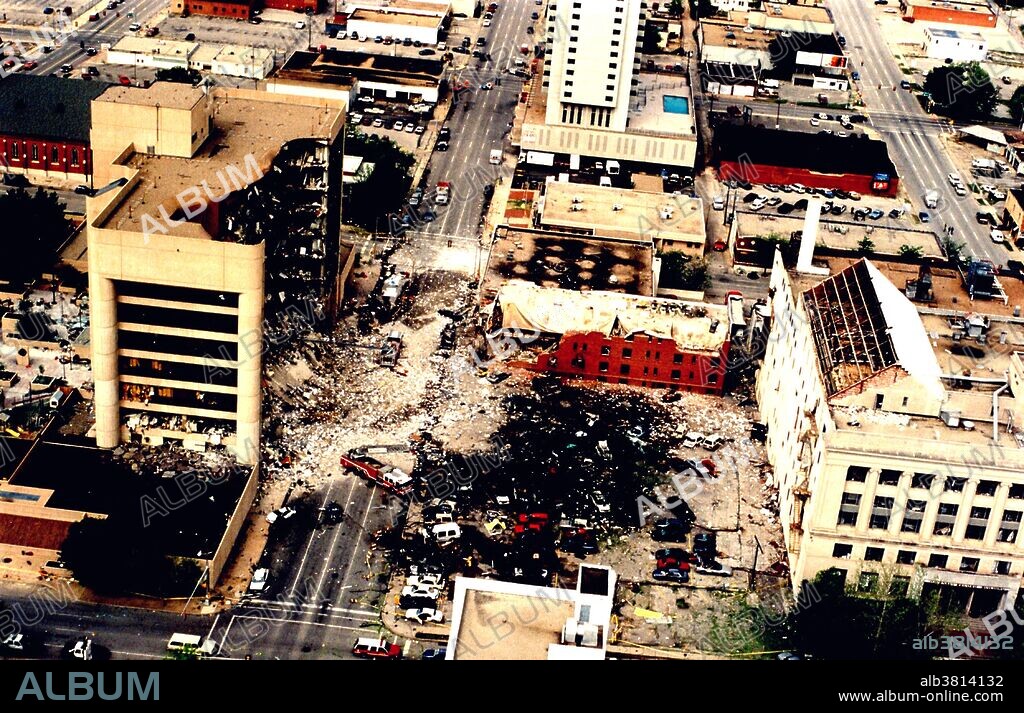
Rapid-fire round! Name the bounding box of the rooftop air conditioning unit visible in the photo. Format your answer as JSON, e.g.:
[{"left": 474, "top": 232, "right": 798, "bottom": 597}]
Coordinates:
[{"left": 612, "top": 204, "right": 623, "bottom": 211}]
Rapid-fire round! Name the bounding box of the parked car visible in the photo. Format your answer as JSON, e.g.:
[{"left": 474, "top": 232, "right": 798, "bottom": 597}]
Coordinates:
[
  {"left": 652, "top": 568, "right": 690, "bottom": 583},
  {"left": 652, "top": 517, "right": 692, "bottom": 542},
  {"left": 694, "top": 531, "right": 717, "bottom": 558},
  {"left": 694, "top": 560, "right": 734, "bottom": 577},
  {"left": 401, "top": 584, "right": 440, "bottom": 600},
  {"left": 682, "top": 431, "right": 704, "bottom": 448},
  {"left": 712, "top": 196, "right": 725, "bottom": 211},
  {"left": 867, "top": 209, "right": 884, "bottom": 220},
  {"left": 900, "top": 79, "right": 911, "bottom": 89},
  {"left": 918, "top": 211, "right": 930, "bottom": 223},
  {"left": 421, "top": 648, "right": 447, "bottom": 660},
  {"left": 248, "top": 568, "right": 269, "bottom": 593},
  {"left": 702, "top": 434, "right": 724, "bottom": 451},
  {"left": 351, "top": 638, "right": 402, "bottom": 659},
  {"left": 129, "top": 22, "right": 141, "bottom": 30},
  {"left": 405, "top": 608, "right": 445, "bottom": 624},
  {"left": 590, "top": 490, "right": 611, "bottom": 513},
  {"left": 991, "top": 229, "right": 1006, "bottom": 244}
]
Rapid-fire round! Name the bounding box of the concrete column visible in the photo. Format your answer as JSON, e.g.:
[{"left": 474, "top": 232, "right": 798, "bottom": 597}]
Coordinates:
[
  {"left": 855, "top": 468, "right": 880, "bottom": 534},
  {"left": 984, "top": 483, "right": 1011, "bottom": 549},
  {"left": 920, "top": 475, "right": 947, "bottom": 539},
  {"left": 233, "top": 285, "right": 262, "bottom": 467},
  {"left": 89, "top": 272, "right": 120, "bottom": 450},
  {"left": 952, "top": 479, "right": 979, "bottom": 543}
]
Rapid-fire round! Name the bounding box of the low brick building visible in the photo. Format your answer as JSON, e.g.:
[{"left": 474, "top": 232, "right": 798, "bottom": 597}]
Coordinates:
[
  {"left": 0, "top": 76, "right": 109, "bottom": 180},
  {"left": 491, "top": 283, "right": 731, "bottom": 394},
  {"left": 900, "top": 0, "right": 997, "bottom": 28}
]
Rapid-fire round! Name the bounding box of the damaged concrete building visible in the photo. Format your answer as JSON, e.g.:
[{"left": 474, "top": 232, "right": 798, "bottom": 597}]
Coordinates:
[
  {"left": 758, "top": 252, "right": 1024, "bottom": 616},
  {"left": 85, "top": 83, "right": 348, "bottom": 465},
  {"left": 490, "top": 282, "right": 731, "bottom": 394}
]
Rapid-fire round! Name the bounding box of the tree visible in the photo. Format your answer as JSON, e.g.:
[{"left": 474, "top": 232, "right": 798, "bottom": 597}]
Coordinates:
[
  {"left": 941, "top": 236, "right": 966, "bottom": 264},
  {"left": 668, "top": 0, "right": 684, "bottom": 16},
  {"left": 342, "top": 130, "right": 415, "bottom": 231},
  {"left": 923, "top": 62, "right": 998, "bottom": 120},
  {"left": 642, "top": 22, "right": 663, "bottom": 54},
  {"left": 0, "top": 187, "right": 72, "bottom": 283},
  {"left": 898, "top": 244, "right": 923, "bottom": 258},
  {"left": 660, "top": 251, "right": 710, "bottom": 291},
  {"left": 1010, "top": 85, "right": 1024, "bottom": 125},
  {"left": 856, "top": 235, "right": 875, "bottom": 254}
]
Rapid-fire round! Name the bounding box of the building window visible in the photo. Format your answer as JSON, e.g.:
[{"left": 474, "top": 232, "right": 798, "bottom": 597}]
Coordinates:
[
  {"left": 878, "top": 469, "right": 901, "bottom": 486},
  {"left": 31, "top": 145, "right": 38, "bottom": 161},
  {"left": 673, "top": 354, "right": 683, "bottom": 364},
  {"left": 994, "top": 560, "right": 1012, "bottom": 575},
  {"left": 870, "top": 496, "right": 893, "bottom": 530},
  {"left": 600, "top": 345, "right": 610, "bottom": 356},
  {"left": 1010, "top": 484, "right": 1024, "bottom": 499},
  {"left": 837, "top": 492, "right": 860, "bottom": 526},
  {"left": 619, "top": 364, "right": 630, "bottom": 376},
  {"left": 901, "top": 499, "right": 926, "bottom": 533},
  {"left": 864, "top": 547, "right": 884, "bottom": 562},
  {"left": 832, "top": 543, "right": 853, "bottom": 559},
  {"left": 598, "top": 361, "right": 609, "bottom": 373},
  {"left": 933, "top": 503, "right": 958, "bottom": 536},
  {"left": 945, "top": 477, "right": 966, "bottom": 493},
  {"left": 927, "top": 553, "right": 948, "bottom": 568},
  {"left": 671, "top": 370, "right": 681, "bottom": 380},
  {"left": 11, "top": 144, "right": 19, "bottom": 159},
  {"left": 959, "top": 557, "right": 980, "bottom": 573},
  {"left": 71, "top": 149, "right": 79, "bottom": 165},
  {"left": 846, "top": 466, "right": 869, "bottom": 483},
  {"left": 896, "top": 550, "right": 916, "bottom": 565},
  {"left": 965, "top": 507, "right": 990, "bottom": 541},
  {"left": 998, "top": 509, "right": 1021, "bottom": 543},
  {"left": 621, "top": 348, "right": 632, "bottom": 359},
  {"left": 976, "top": 480, "right": 999, "bottom": 497},
  {"left": 911, "top": 472, "right": 934, "bottom": 490},
  {"left": 857, "top": 571, "right": 879, "bottom": 593},
  {"left": 889, "top": 576, "right": 910, "bottom": 597},
  {"left": 51, "top": 147, "right": 59, "bottom": 163}
]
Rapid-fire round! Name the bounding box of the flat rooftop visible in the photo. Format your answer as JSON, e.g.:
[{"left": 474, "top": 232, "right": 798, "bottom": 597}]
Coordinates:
[
  {"left": 481, "top": 226, "right": 654, "bottom": 306},
  {"left": 907, "top": 0, "right": 994, "bottom": 11},
  {"left": 110, "top": 36, "right": 198, "bottom": 57},
  {"left": 628, "top": 75, "right": 695, "bottom": 137},
  {"left": 451, "top": 588, "right": 576, "bottom": 660},
  {"left": 99, "top": 87, "right": 342, "bottom": 236},
  {"left": 8, "top": 442, "right": 251, "bottom": 558},
  {"left": 496, "top": 282, "right": 730, "bottom": 351},
  {"left": 541, "top": 182, "right": 705, "bottom": 246},
  {"left": 348, "top": 6, "right": 442, "bottom": 27},
  {"left": 700, "top": 21, "right": 774, "bottom": 52},
  {"left": 95, "top": 82, "right": 205, "bottom": 110},
  {"left": 276, "top": 49, "right": 443, "bottom": 89},
  {"left": 739, "top": 4, "right": 833, "bottom": 23},
  {"left": 926, "top": 27, "right": 985, "bottom": 40}
]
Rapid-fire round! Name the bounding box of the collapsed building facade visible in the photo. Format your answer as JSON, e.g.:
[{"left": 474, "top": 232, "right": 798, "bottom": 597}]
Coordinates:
[
  {"left": 86, "top": 83, "right": 348, "bottom": 465},
  {"left": 489, "top": 283, "right": 731, "bottom": 394},
  {"left": 758, "top": 253, "right": 1024, "bottom": 616}
]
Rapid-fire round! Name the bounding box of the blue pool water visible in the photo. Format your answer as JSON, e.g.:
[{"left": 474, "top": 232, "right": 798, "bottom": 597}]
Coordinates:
[{"left": 663, "top": 96, "right": 690, "bottom": 114}]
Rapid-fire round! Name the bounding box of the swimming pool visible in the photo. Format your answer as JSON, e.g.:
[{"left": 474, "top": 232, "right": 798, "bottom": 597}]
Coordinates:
[{"left": 663, "top": 95, "right": 690, "bottom": 114}]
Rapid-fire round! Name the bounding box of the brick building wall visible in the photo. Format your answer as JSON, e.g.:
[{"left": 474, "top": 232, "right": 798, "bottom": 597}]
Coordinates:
[
  {"left": 717, "top": 160, "right": 900, "bottom": 198},
  {"left": 906, "top": 4, "right": 997, "bottom": 28},
  {"left": 1, "top": 134, "right": 92, "bottom": 178},
  {"left": 171, "top": 0, "right": 252, "bottom": 18},
  {"left": 512, "top": 331, "right": 730, "bottom": 393},
  {"left": 264, "top": 0, "right": 319, "bottom": 12}
]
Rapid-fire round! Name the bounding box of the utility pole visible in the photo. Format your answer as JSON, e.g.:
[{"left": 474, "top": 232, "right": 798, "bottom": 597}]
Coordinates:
[{"left": 750, "top": 535, "right": 763, "bottom": 590}]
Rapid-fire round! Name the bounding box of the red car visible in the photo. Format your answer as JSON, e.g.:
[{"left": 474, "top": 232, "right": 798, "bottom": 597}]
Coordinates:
[
  {"left": 513, "top": 512, "right": 549, "bottom": 535},
  {"left": 700, "top": 458, "right": 717, "bottom": 477},
  {"left": 351, "top": 637, "right": 402, "bottom": 659},
  {"left": 657, "top": 557, "right": 692, "bottom": 571},
  {"left": 21, "top": 60, "right": 37, "bottom": 70}
]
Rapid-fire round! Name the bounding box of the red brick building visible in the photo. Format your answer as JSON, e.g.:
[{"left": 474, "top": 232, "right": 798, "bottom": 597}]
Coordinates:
[
  {"left": 0, "top": 76, "right": 109, "bottom": 180},
  {"left": 714, "top": 124, "right": 900, "bottom": 198},
  {"left": 900, "top": 0, "right": 997, "bottom": 28},
  {"left": 494, "top": 284, "right": 732, "bottom": 394},
  {"left": 171, "top": 0, "right": 320, "bottom": 17}
]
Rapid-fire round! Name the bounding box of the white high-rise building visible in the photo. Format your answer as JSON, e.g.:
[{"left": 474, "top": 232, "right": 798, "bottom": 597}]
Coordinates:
[{"left": 543, "top": 0, "right": 647, "bottom": 133}]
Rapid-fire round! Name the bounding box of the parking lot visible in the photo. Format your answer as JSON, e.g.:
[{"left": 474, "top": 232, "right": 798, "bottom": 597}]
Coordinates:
[
  {"left": 156, "top": 10, "right": 308, "bottom": 54},
  {"left": 0, "top": 0, "right": 91, "bottom": 28}
]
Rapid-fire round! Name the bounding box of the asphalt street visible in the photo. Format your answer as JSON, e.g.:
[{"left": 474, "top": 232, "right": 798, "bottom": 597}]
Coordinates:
[
  {"left": 418, "top": 0, "right": 531, "bottom": 243},
  {"left": 829, "top": 0, "right": 1004, "bottom": 265},
  {"left": 0, "top": 183, "right": 86, "bottom": 211}
]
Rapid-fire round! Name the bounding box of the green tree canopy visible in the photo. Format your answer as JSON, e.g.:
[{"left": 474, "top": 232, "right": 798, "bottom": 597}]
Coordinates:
[
  {"left": 342, "top": 130, "right": 415, "bottom": 231},
  {"left": 660, "top": 251, "right": 710, "bottom": 291},
  {"left": 923, "top": 62, "right": 998, "bottom": 120},
  {"left": 1010, "top": 84, "right": 1024, "bottom": 125},
  {"left": 0, "top": 187, "right": 72, "bottom": 283}
]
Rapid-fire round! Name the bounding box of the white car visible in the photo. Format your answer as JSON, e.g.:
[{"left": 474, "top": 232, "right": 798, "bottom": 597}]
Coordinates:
[
  {"left": 408, "top": 573, "right": 444, "bottom": 588},
  {"left": 591, "top": 490, "right": 611, "bottom": 513},
  {"left": 991, "top": 229, "right": 1006, "bottom": 243},
  {"left": 954, "top": 184, "right": 967, "bottom": 196},
  {"left": 401, "top": 584, "right": 440, "bottom": 599},
  {"left": 947, "top": 172, "right": 962, "bottom": 186},
  {"left": 483, "top": 18, "right": 492, "bottom": 26},
  {"left": 129, "top": 22, "right": 141, "bottom": 30},
  {"left": 809, "top": 117, "right": 820, "bottom": 126},
  {"left": 694, "top": 561, "right": 734, "bottom": 577},
  {"left": 393, "top": 120, "right": 404, "bottom": 131},
  {"left": 683, "top": 431, "right": 705, "bottom": 448},
  {"left": 1, "top": 634, "right": 24, "bottom": 651},
  {"left": 294, "top": 20, "right": 306, "bottom": 29},
  {"left": 248, "top": 568, "right": 269, "bottom": 593},
  {"left": 712, "top": 196, "right": 725, "bottom": 210},
  {"left": 405, "top": 608, "right": 445, "bottom": 624},
  {"left": 750, "top": 198, "right": 768, "bottom": 211},
  {"left": 815, "top": 112, "right": 829, "bottom": 120}
]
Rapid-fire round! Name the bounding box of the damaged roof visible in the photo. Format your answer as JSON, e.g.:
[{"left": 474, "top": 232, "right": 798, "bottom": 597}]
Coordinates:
[
  {"left": 494, "top": 283, "right": 730, "bottom": 351},
  {"left": 803, "top": 259, "right": 942, "bottom": 397}
]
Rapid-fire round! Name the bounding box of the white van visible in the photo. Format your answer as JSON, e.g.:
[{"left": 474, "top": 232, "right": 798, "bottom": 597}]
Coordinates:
[
  {"left": 431, "top": 523, "right": 461, "bottom": 544},
  {"left": 49, "top": 390, "right": 66, "bottom": 410},
  {"left": 489, "top": 149, "right": 502, "bottom": 165},
  {"left": 167, "top": 633, "right": 216, "bottom": 656},
  {"left": 606, "top": 160, "right": 621, "bottom": 176}
]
